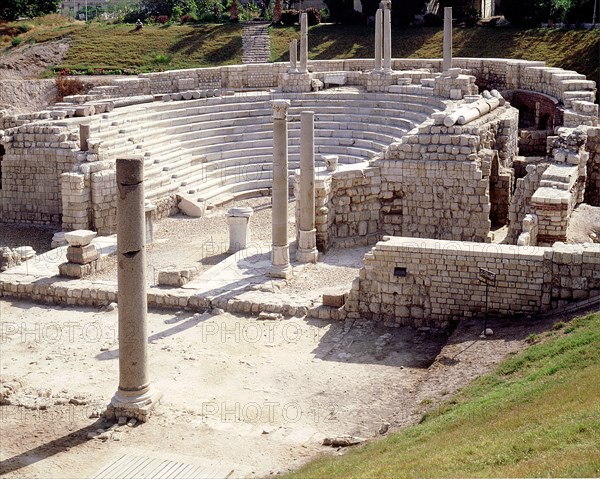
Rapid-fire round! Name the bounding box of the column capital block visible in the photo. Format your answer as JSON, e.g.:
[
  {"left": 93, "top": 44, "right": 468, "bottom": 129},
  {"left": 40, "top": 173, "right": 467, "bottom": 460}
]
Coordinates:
[{"left": 272, "top": 99, "right": 291, "bottom": 120}]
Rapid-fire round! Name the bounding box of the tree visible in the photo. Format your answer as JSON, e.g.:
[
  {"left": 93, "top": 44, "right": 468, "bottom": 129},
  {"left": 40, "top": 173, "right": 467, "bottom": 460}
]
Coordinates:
[
  {"left": 140, "top": 0, "right": 197, "bottom": 18},
  {"left": 0, "top": 0, "right": 60, "bottom": 21},
  {"left": 230, "top": 0, "right": 239, "bottom": 21},
  {"left": 273, "top": 0, "right": 282, "bottom": 22}
]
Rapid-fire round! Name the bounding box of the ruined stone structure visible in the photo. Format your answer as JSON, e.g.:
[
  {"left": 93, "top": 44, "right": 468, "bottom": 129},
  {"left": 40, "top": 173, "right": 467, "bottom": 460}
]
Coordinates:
[{"left": 0, "top": 35, "right": 598, "bottom": 325}]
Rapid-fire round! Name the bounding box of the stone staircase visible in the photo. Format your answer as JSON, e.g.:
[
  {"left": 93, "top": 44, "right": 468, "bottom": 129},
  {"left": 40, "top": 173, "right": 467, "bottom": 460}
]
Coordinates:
[{"left": 242, "top": 22, "right": 271, "bottom": 64}]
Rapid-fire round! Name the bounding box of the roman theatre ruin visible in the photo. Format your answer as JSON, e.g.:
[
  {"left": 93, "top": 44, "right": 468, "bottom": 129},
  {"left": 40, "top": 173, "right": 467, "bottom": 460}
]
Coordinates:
[{"left": 1, "top": 10, "right": 599, "bottom": 348}]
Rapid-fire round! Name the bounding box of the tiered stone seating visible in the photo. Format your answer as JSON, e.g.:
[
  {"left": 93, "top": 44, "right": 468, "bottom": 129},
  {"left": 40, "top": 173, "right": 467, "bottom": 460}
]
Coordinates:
[{"left": 84, "top": 91, "right": 444, "bottom": 206}]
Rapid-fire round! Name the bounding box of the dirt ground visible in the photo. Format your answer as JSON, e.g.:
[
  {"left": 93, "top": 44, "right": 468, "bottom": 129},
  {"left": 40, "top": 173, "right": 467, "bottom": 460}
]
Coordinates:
[
  {"left": 0, "top": 293, "right": 570, "bottom": 479},
  {"left": 0, "top": 38, "right": 71, "bottom": 80},
  {"left": 567, "top": 203, "right": 600, "bottom": 243}
]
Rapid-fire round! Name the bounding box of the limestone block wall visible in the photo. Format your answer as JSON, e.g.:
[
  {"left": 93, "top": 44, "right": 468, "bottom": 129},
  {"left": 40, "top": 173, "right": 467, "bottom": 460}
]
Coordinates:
[
  {"left": 549, "top": 242, "right": 600, "bottom": 308},
  {"left": 90, "top": 167, "right": 117, "bottom": 236},
  {"left": 564, "top": 100, "right": 599, "bottom": 128},
  {"left": 584, "top": 126, "right": 600, "bottom": 206},
  {"left": 61, "top": 172, "right": 90, "bottom": 231},
  {"left": 328, "top": 166, "right": 381, "bottom": 248},
  {"left": 507, "top": 161, "right": 549, "bottom": 243},
  {"left": 0, "top": 125, "right": 79, "bottom": 224},
  {"left": 345, "top": 236, "right": 600, "bottom": 327},
  {"left": 518, "top": 129, "right": 553, "bottom": 156},
  {"left": 377, "top": 104, "right": 518, "bottom": 242},
  {"left": 531, "top": 128, "right": 588, "bottom": 245}
]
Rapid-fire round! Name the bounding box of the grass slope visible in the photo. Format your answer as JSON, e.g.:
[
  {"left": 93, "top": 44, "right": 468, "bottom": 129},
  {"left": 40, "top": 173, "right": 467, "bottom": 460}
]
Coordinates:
[
  {"left": 1, "top": 16, "right": 242, "bottom": 72},
  {"left": 271, "top": 25, "right": 600, "bottom": 89},
  {"left": 282, "top": 312, "right": 600, "bottom": 478}
]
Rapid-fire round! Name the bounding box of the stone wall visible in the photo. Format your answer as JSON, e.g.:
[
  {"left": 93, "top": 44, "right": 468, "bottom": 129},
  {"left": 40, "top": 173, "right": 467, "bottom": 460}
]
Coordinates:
[
  {"left": 584, "top": 126, "right": 600, "bottom": 206},
  {"left": 328, "top": 166, "right": 381, "bottom": 248},
  {"left": 0, "top": 79, "right": 57, "bottom": 114},
  {"left": 345, "top": 236, "right": 600, "bottom": 327},
  {"left": 376, "top": 102, "right": 518, "bottom": 242},
  {"left": 507, "top": 161, "right": 549, "bottom": 243},
  {"left": 0, "top": 125, "right": 79, "bottom": 224}
]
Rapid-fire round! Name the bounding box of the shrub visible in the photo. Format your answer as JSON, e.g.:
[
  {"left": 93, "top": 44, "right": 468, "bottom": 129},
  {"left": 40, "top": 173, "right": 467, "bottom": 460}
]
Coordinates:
[
  {"left": 156, "top": 15, "right": 169, "bottom": 23},
  {"left": 55, "top": 76, "right": 86, "bottom": 102},
  {"left": 280, "top": 9, "right": 299, "bottom": 24},
  {"left": 305, "top": 7, "right": 321, "bottom": 24},
  {"left": 11, "top": 37, "right": 22, "bottom": 47},
  {"left": 19, "top": 23, "right": 32, "bottom": 33},
  {"left": 153, "top": 53, "right": 172, "bottom": 64},
  {"left": 180, "top": 13, "right": 193, "bottom": 23}
]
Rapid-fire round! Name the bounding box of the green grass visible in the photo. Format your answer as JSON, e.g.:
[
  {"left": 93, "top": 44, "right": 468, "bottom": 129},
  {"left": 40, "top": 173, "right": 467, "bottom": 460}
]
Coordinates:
[
  {"left": 1, "top": 16, "right": 242, "bottom": 72},
  {"left": 271, "top": 24, "right": 600, "bottom": 88},
  {"left": 1, "top": 15, "right": 598, "bottom": 84},
  {"left": 282, "top": 312, "right": 600, "bottom": 478},
  {"left": 61, "top": 23, "right": 243, "bottom": 72}
]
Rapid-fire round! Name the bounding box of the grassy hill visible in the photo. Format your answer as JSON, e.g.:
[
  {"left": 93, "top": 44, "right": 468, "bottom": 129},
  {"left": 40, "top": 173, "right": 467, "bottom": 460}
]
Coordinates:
[
  {"left": 1, "top": 16, "right": 598, "bottom": 85},
  {"left": 282, "top": 312, "right": 600, "bottom": 478}
]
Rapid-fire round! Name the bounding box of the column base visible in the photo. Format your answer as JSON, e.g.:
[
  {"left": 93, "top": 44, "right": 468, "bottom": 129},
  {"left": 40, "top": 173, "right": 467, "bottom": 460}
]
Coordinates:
[
  {"left": 105, "top": 386, "right": 162, "bottom": 423},
  {"left": 269, "top": 244, "right": 293, "bottom": 279},
  {"left": 296, "top": 229, "right": 318, "bottom": 263}
]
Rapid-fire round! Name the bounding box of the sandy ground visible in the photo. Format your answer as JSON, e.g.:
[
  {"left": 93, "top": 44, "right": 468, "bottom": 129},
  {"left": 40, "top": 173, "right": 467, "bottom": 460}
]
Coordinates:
[
  {"left": 567, "top": 203, "right": 600, "bottom": 243},
  {"left": 0, "top": 197, "right": 598, "bottom": 478},
  {"left": 0, "top": 297, "right": 564, "bottom": 479}
]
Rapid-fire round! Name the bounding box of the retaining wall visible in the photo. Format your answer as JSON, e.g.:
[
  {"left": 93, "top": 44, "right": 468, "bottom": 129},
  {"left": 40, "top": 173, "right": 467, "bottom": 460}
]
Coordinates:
[{"left": 345, "top": 237, "right": 600, "bottom": 327}]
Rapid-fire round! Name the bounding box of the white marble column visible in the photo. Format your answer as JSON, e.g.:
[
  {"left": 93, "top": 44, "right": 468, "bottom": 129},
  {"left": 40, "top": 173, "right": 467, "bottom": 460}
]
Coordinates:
[
  {"left": 296, "top": 111, "right": 318, "bottom": 263},
  {"left": 289, "top": 39, "right": 298, "bottom": 73},
  {"left": 443, "top": 7, "right": 452, "bottom": 72},
  {"left": 382, "top": 0, "right": 392, "bottom": 73},
  {"left": 299, "top": 12, "right": 308, "bottom": 74},
  {"left": 373, "top": 9, "right": 383, "bottom": 73},
  {"left": 110, "top": 157, "right": 161, "bottom": 422},
  {"left": 270, "top": 100, "right": 293, "bottom": 279}
]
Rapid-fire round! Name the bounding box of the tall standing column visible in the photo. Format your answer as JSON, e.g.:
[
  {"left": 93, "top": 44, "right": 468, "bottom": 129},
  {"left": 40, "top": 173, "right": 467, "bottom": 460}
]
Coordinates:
[
  {"left": 270, "top": 100, "right": 293, "bottom": 279},
  {"left": 109, "top": 157, "right": 161, "bottom": 422},
  {"left": 299, "top": 12, "right": 308, "bottom": 74},
  {"left": 443, "top": 7, "right": 452, "bottom": 72},
  {"left": 382, "top": 0, "right": 392, "bottom": 73},
  {"left": 289, "top": 39, "right": 298, "bottom": 73},
  {"left": 373, "top": 9, "right": 383, "bottom": 73},
  {"left": 296, "top": 111, "right": 318, "bottom": 264}
]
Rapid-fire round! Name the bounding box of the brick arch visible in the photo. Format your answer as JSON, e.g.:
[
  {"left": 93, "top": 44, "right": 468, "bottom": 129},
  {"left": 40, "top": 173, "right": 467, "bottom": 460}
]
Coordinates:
[{"left": 502, "top": 89, "right": 563, "bottom": 130}]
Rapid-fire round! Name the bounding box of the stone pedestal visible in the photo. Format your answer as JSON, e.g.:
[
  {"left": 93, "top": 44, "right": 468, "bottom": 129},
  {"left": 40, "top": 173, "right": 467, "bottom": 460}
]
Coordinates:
[
  {"left": 145, "top": 202, "right": 156, "bottom": 245},
  {"left": 66, "top": 244, "right": 99, "bottom": 264},
  {"left": 80, "top": 124, "right": 90, "bottom": 151},
  {"left": 59, "top": 229, "right": 99, "bottom": 278},
  {"left": 297, "top": 111, "right": 318, "bottom": 264},
  {"left": 227, "top": 207, "right": 254, "bottom": 252},
  {"left": 108, "top": 157, "right": 161, "bottom": 423},
  {"left": 323, "top": 154, "right": 339, "bottom": 171},
  {"left": 270, "top": 100, "right": 293, "bottom": 279},
  {"left": 443, "top": 7, "right": 452, "bottom": 72}
]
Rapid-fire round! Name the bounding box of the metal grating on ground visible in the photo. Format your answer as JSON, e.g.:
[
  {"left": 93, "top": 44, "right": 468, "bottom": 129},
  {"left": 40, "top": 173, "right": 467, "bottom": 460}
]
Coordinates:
[{"left": 94, "top": 454, "right": 235, "bottom": 479}]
